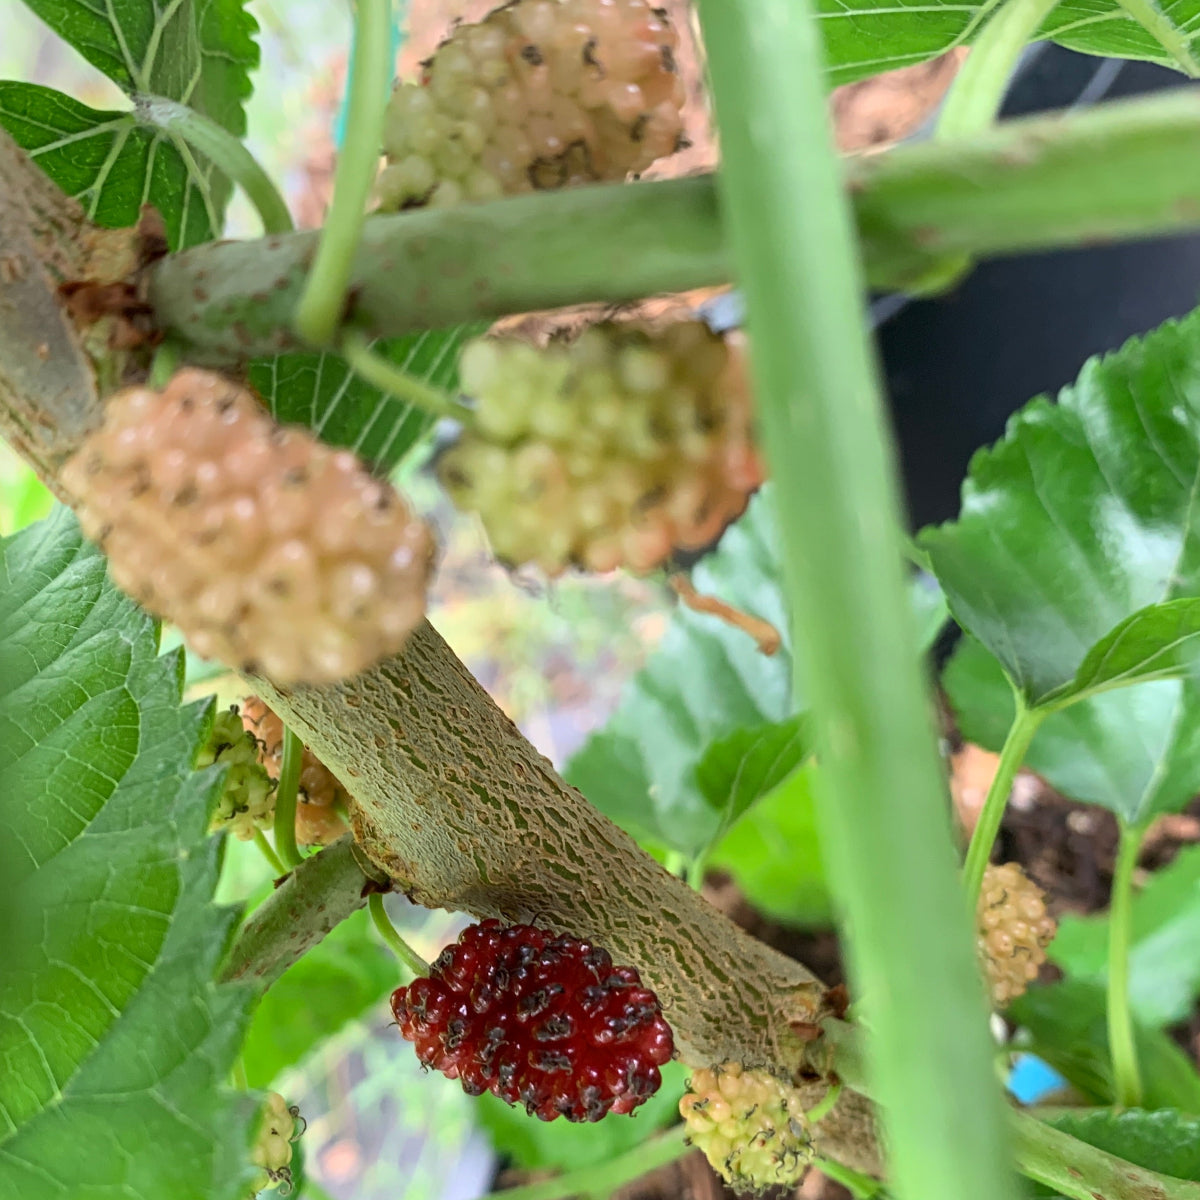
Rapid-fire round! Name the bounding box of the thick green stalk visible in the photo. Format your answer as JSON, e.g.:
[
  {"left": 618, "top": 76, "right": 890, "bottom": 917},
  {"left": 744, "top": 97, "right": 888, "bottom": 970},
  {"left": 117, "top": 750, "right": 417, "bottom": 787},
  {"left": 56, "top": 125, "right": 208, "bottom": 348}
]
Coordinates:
[
  {"left": 816, "top": 1022, "right": 1200, "bottom": 1200},
  {"left": 273, "top": 728, "right": 303, "bottom": 870},
  {"left": 1108, "top": 822, "right": 1146, "bottom": 1107},
  {"left": 961, "top": 700, "right": 1044, "bottom": 904},
  {"left": 692, "top": 5, "right": 1015, "bottom": 1200},
  {"left": 937, "top": 0, "right": 1063, "bottom": 138},
  {"left": 293, "top": 0, "right": 392, "bottom": 345},
  {"left": 149, "top": 92, "right": 1200, "bottom": 361},
  {"left": 220, "top": 835, "right": 387, "bottom": 987},
  {"left": 477, "top": 1128, "right": 689, "bottom": 1200},
  {"left": 1009, "top": 1109, "right": 1200, "bottom": 1200},
  {"left": 1112, "top": 0, "right": 1200, "bottom": 76},
  {"left": 134, "top": 96, "right": 293, "bottom": 235}
]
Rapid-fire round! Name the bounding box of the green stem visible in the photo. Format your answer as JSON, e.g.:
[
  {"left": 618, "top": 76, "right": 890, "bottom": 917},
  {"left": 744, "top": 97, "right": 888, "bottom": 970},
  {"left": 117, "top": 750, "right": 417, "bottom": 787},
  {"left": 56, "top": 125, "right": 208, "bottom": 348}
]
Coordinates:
[
  {"left": 230, "top": 1056, "right": 248, "bottom": 1090},
  {"left": 134, "top": 95, "right": 293, "bottom": 235},
  {"left": 273, "top": 728, "right": 303, "bottom": 870},
  {"left": 151, "top": 92, "right": 1200, "bottom": 360},
  {"left": 937, "top": 0, "right": 1064, "bottom": 138},
  {"left": 253, "top": 827, "right": 286, "bottom": 876},
  {"left": 812, "top": 1156, "right": 886, "bottom": 1199},
  {"left": 692, "top": 5, "right": 1016, "bottom": 1200},
  {"left": 1107, "top": 821, "right": 1146, "bottom": 1108},
  {"left": 805, "top": 1080, "right": 843, "bottom": 1126},
  {"left": 340, "top": 329, "right": 474, "bottom": 423},
  {"left": 148, "top": 340, "right": 179, "bottom": 388},
  {"left": 293, "top": 0, "right": 392, "bottom": 345},
  {"left": 477, "top": 1128, "right": 689, "bottom": 1200},
  {"left": 961, "top": 700, "right": 1044, "bottom": 905},
  {"left": 367, "top": 892, "right": 430, "bottom": 977},
  {"left": 1112, "top": 0, "right": 1200, "bottom": 77}
]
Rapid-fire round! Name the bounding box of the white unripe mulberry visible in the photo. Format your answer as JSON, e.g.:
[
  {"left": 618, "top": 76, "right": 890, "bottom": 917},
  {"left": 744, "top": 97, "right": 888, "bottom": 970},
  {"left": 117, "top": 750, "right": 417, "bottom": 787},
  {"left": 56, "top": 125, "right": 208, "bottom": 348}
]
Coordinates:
[
  {"left": 240, "top": 696, "right": 350, "bottom": 846},
  {"left": 378, "top": 0, "right": 687, "bottom": 211},
  {"left": 977, "top": 862, "right": 1057, "bottom": 1007},
  {"left": 199, "top": 707, "right": 275, "bottom": 840},
  {"left": 679, "top": 1062, "right": 812, "bottom": 1193},
  {"left": 249, "top": 1091, "right": 302, "bottom": 1196},
  {"left": 61, "top": 369, "right": 434, "bottom": 685},
  {"left": 438, "top": 321, "right": 761, "bottom": 575}
]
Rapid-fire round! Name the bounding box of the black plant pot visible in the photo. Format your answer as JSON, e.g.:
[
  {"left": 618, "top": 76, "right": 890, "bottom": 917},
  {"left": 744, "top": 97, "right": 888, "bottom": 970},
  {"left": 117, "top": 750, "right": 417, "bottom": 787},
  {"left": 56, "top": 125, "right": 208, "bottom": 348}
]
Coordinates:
[{"left": 880, "top": 48, "right": 1200, "bottom": 531}]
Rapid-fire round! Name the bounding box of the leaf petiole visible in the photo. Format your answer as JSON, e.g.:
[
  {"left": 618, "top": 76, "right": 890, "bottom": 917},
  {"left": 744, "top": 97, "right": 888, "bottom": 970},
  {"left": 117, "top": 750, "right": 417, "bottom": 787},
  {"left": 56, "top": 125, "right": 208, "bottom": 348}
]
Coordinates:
[
  {"left": 471, "top": 1126, "right": 690, "bottom": 1200},
  {"left": 293, "top": 0, "right": 393, "bottom": 346},
  {"left": 813, "top": 1155, "right": 886, "bottom": 1198},
  {"left": 273, "top": 728, "right": 304, "bottom": 870},
  {"left": 937, "top": 0, "right": 1064, "bottom": 139},
  {"left": 134, "top": 95, "right": 293, "bottom": 235},
  {"left": 253, "top": 827, "right": 286, "bottom": 876},
  {"left": 1107, "top": 821, "right": 1147, "bottom": 1107},
  {"left": 1112, "top": 0, "right": 1200, "bottom": 77},
  {"left": 339, "top": 329, "right": 475, "bottom": 423},
  {"left": 961, "top": 698, "right": 1045, "bottom": 905}
]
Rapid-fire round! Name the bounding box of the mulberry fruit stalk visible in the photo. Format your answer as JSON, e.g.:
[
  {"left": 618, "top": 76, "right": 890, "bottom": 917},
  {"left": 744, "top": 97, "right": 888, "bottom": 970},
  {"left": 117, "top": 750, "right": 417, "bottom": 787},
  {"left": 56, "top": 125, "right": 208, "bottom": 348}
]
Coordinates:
[
  {"left": 679, "top": 1062, "right": 812, "bottom": 1193},
  {"left": 60, "top": 369, "right": 434, "bottom": 685},
  {"left": 378, "top": 0, "right": 687, "bottom": 210},
  {"left": 200, "top": 706, "right": 275, "bottom": 840},
  {"left": 437, "top": 321, "right": 761, "bottom": 574},
  {"left": 977, "top": 862, "right": 1057, "bottom": 1007},
  {"left": 241, "top": 696, "right": 349, "bottom": 846},
  {"left": 390, "top": 919, "right": 674, "bottom": 1121}
]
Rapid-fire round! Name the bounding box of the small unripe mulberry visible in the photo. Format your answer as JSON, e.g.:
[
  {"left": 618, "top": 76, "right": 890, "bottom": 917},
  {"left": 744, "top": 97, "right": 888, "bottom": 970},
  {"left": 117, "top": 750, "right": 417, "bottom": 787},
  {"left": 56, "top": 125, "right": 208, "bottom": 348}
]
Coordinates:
[
  {"left": 240, "top": 696, "right": 350, "bottom": 846},
  {"left": 977, "top": 862, "right": 1057, "bottom": 1007},
  {"left": 391, "top": 919, "right": 674, "bottom": 1121},
  {"left": 200, "top": 706, "right": 274, "bottom": 840},
  {"left": 437, "top": 322, "right": 761, "bottom": 575},
  {"left": 60, "top": 369, "right": 434, "bottom": 685},
  {"left": 378, "top": 0, "right": 686, "bottom": 211},
  {"left": 249, "top": 1091, "right": 302, "bottom": 1195},
  {"left": 679, "top": 1062, "right": 812, "bottom": 1193}
]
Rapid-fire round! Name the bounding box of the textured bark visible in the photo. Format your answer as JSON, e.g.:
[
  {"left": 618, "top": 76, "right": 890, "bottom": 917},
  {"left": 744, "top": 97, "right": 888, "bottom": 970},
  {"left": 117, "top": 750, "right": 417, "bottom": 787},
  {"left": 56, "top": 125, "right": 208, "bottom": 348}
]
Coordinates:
[
  {"left": 220, "top": 835, "right": 388, "bottom": 987},
  {"left": 0, "top": 130, "right": 98, "bottom": 488},
  {"left": 247, "top": 620, "right": 827, "bottom": 1073}
]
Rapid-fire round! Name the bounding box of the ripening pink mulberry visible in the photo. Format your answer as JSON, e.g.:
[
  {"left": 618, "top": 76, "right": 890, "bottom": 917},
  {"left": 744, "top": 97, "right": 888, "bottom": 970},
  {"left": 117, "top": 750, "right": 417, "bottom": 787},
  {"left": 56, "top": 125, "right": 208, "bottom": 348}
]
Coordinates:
[{"left": 60, "top": 369, "right": 434, "bottom": 685}]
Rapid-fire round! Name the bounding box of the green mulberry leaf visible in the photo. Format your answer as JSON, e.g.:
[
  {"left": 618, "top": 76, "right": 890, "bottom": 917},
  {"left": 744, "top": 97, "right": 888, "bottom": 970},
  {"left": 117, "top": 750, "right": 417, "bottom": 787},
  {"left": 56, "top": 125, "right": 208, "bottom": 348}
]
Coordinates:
[
  {"left": 924, "top": 313, "right": 1200, "bottom": 712},
  {"left": 0, "top": 507, "right": 256, "bottom": 1200}
]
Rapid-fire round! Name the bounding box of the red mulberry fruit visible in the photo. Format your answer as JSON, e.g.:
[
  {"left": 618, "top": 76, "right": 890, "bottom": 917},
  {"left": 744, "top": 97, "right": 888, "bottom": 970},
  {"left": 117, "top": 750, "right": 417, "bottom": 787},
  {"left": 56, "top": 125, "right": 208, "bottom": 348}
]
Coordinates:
[
  {"left": 977, "top": 862, "right": 1057, "bottom": 1007},
  {"left": 437, "top": 321, "right": 762, "bottom": 575},
  {"left": 60, "top": 369, "right": 434, "bottom": 685},
  {"left": 240, "top": 696, "right": 350, "bottom": 846},
  {"left": 378, "top": 0, "right": 686, "bottom": 211},
  {"left": 390, "top": 919, "right": 674, "bottom": 1121}
]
